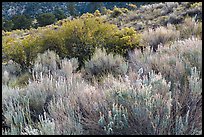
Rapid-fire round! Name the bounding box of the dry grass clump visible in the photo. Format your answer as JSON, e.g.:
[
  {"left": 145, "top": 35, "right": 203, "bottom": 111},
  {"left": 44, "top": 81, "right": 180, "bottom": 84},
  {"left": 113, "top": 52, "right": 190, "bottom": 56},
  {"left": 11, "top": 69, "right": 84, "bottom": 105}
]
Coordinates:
[
  {"left": 2, "top": 60, "right": 22, "bottom": 76},
  {"left": 140, "top": 25, "right": 180, "bottom": 51},
  {"left": 178, "top": 17, "right": 202, "bottom": 39},
  {"left": 2, "top": 61, "right": 21, "bottom": 85},
  {"left": 33, "top": 50, "right": 61, "bottom": 74},
  {"left": 84, "top": 48, "right": 128, "bottom": 82},
  {"left": 130, "top": 37, "right": 202, "bottom": 84}
]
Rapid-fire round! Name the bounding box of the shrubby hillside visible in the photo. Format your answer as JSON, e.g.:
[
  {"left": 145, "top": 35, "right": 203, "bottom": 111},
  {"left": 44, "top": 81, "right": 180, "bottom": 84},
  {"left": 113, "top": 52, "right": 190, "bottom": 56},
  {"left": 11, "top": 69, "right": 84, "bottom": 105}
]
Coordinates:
[
  {"left": 2, "top": 2, "right": 153, "bottom": 18},
  {"left": 2, "top": 2, "right": 155, "bottom": 31},
  {"left": 2, "top": 2, "right": 202, "bottom": 135}
]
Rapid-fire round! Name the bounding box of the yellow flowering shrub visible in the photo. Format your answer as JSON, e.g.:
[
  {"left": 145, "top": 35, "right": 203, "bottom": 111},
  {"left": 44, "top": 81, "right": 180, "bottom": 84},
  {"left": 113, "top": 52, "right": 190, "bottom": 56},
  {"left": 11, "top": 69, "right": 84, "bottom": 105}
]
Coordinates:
[{"left": 3, "top": 16, "right": 141, "bottom": 70}]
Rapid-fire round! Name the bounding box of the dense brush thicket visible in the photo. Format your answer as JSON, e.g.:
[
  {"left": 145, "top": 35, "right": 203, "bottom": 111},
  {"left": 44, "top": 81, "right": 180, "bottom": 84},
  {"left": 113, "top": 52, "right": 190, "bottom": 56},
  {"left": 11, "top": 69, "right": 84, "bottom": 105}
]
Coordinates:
[
  {"left": 2, "top": 2, "right": 202, "bottom": 135},
  {"left": 3, "top": 14, "right": 140, "bottom": 70}
]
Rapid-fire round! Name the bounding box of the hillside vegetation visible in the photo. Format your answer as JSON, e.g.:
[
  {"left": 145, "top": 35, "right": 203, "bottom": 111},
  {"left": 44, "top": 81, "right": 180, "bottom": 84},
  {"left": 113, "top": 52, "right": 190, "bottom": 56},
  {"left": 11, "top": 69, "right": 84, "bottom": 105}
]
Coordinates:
[{"left": 2, "top": 2, "right": 202, "bottom": 135}]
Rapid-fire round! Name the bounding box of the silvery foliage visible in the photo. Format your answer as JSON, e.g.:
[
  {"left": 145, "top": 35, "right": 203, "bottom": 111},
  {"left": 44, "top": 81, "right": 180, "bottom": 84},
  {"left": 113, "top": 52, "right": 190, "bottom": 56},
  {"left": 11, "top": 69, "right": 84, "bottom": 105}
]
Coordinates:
[
  {"left": 98, "top": 103, "right": 128, "bottom": 135},
  {"left": 32, "top": 50, "right": 79, "bottom": 80},
  {"left": 85, "top": 48, "right": 128, "bottom": 77},
  {"left": 48, "top": 96, "right": 84, "bottom": 135}
]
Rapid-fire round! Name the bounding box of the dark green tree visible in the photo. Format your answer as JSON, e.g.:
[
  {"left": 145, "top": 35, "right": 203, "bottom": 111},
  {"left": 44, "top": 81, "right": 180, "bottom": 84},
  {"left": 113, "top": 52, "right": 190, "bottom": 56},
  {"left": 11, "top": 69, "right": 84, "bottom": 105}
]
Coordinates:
[
  {"left": 36, "top": 13, "right": 56, "bottom": 27},
  {"left": 67, "top": 2, "right": 78, "bottom": 17},
  {"left": 53, "top": 8, "right": 66, "bottom": 21},
  {"left": 88, "top": 2, "right": 104, "bottom": 13},
  {"left": 2, "top": 18, "right": 14, "bottom": 31},
  {"left": 11, "top": 14, "right": 33, "bottom": 30}
]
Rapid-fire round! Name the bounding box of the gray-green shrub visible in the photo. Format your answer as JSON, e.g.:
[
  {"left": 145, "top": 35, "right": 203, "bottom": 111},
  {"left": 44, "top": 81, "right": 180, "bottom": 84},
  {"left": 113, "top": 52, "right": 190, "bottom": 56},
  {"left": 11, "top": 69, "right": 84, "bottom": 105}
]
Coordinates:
[
  {"left": 140, "top": 24, "right": 180, "bottom": 51},
  {"left": 84, "top": 48, "right": 128, "bottom": 82}
]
